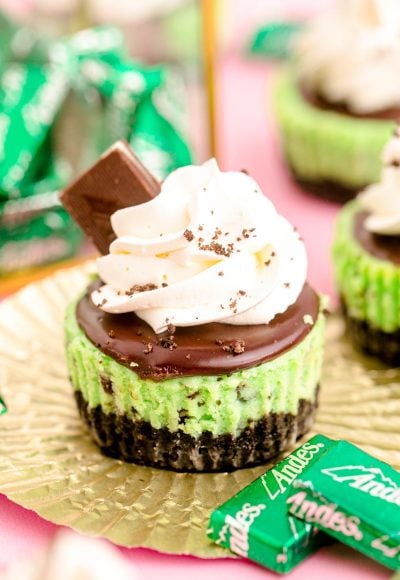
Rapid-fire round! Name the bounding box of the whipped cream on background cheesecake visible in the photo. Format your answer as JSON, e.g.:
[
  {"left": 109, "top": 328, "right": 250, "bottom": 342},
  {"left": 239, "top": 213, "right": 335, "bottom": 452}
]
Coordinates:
[
  {"left": 274, "top": 0, "right": 398, "bottom": 203},
  {"left": 296, "top": 0, "right": 400, "bottom": 114}
]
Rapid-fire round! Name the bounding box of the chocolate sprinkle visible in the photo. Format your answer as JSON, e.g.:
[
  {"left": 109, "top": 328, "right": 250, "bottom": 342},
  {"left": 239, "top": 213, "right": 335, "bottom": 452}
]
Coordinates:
[
  {"left": 127, "top": 283, "right": 158, "bottom": 296},
  {"left": 159, "top": 336, "right": 177, "bottom": 351},
  {"left": 100, "top": 374, "right": 114, "bottom": 395},
  {"left": 223, "top": 339, "right": 246, "bottom": 355},
  {"left": 184, "top": 229, "right": 194, "bottom": 242},
  {"left": 143, "top": 343, "right": 153, "bottom": 354}
]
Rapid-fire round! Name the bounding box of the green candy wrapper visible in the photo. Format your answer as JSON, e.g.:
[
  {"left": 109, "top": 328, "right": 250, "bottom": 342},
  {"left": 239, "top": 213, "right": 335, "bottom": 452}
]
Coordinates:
[
  {"left": 0, "top": 156, "right": 81, "bottom": 275},
  {"left": 208, "top": 435, "right": 334, "bottom": 574},
  {"left": 80, "top": 51, "right": 192, "bottom": 178},
  {"left": 0, "top": 22, "right": 192, "bottom": 274},
  {"left": 288, "top": 440, "right": 400, "bottom": 571},
  {"left": 130, "top": 79, "right": 192, "bottom": 179},
  {"left": 249, "top": 22, "right": 302, "bottom": 60},
  {"left": 0, "top": 62, "right": 68, "bottom": 194},
  {"left": 0, "top": 190, "right": 82, "bottom": 275}
]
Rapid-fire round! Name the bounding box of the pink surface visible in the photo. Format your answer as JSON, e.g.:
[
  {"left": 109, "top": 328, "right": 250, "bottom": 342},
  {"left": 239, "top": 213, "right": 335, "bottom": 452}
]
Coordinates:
[
  {"left": 0, "top": 492, "right": 391, "bottom": 579},
  {"left": 218, "top": 57, "right": 337, "bottom": 304},
  {"left": 0, "top": 13, "right": 392, "bottom": 580}
]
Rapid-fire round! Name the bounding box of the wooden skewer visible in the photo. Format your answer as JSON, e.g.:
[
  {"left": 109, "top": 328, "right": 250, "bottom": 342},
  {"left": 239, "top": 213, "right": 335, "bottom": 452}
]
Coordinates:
[{"left": 201, "top": 0, "right": 218, "bottom": 159}]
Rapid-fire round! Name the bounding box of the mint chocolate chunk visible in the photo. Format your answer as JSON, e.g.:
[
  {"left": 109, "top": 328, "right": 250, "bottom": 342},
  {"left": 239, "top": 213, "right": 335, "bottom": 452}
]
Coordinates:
[{"left": 60, "top": 141, "right": 160, "bottom": 254}]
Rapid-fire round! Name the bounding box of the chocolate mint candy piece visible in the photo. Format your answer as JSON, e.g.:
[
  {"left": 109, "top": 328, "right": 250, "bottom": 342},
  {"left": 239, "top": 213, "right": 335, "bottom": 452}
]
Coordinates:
[
  {"left": 288, "top": 440, "right": 400, "bottom": 571},
  {"left": 60, "top": 140, "right": 160, "bottom": 254},
  {"left": 208, "top": 435, "right": 334, "bottom": 573}
]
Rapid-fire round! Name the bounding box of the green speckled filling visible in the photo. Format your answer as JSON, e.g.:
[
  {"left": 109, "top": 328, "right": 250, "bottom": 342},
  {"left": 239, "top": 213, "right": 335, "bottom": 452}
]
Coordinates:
[
  {"left": 274, "top": 71, "right": 394, "bottom": 189},
  {"left": 65, "top": 302, "right": 325, "bottom": 438},
  {"left": 333, "top": 200, "right": 400, "bottom": 333}
]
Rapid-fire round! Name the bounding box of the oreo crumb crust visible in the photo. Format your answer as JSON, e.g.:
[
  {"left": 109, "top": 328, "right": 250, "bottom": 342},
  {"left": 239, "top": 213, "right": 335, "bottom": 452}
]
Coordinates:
[
  {"left": 342, "top": 300, "right": 400, "bottom": 365},
  {"left": 74, "top": 391, "right": 317, "bottom": 472},
  {"left": 291, "top": 169, "right": 359, "bottom": 204}
]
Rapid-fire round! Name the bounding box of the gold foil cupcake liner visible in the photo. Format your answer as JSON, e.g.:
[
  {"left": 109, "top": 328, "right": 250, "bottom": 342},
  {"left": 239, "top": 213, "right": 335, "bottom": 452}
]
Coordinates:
[{"left": 0, "top": 263, "right": 399, "bottom": 557}]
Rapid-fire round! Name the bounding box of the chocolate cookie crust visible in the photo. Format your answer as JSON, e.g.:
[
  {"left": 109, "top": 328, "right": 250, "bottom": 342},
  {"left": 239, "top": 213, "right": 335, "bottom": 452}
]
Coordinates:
[
  {"left": 342, "top": 301, "right": 400, "bottom": 366},
  {"left": 291, "top": 171, "right": 359, "bottom": 204},
  {"left": 75, "top": 391, "right": 317, "bottom": 472}
]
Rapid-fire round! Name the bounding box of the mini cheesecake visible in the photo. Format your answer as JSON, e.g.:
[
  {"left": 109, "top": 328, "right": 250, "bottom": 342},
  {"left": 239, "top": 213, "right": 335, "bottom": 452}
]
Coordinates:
[
  {"left": 275, "top": 74, "right": 393, "bottom": 203},
  {"left": 62, "top": 144, "right": 326, "bottom": 472},
  {"left": 333, "top": 129, "right": 400, "bottom": 364},
  {"left": 275, "top": 2, "right": 399, "bottom": 203}
]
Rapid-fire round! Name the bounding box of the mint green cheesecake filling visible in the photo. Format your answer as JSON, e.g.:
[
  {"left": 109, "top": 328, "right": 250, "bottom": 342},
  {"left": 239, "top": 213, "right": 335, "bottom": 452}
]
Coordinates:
[
  {"left": 65, "top": 302, "right": 325, "bottom": 438},
  {"left": 274, "top": 71, "right": 393, "bottom": 189},
  {"left": 333, "top": 201, "right": 400, "bottom": 333}
]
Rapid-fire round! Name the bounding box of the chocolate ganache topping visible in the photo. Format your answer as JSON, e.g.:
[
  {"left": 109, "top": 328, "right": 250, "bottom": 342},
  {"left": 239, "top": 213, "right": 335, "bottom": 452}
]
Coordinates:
[
  {"left": 354, "top": 211, "right": 400, "bottom": 265},
  {"left": 76, "top": 280, "right": 319, "bottom": 381},
  {"left": 300, "top": 84, "right": 400, "bottom": 121},
  {"left": 354, "top": 125, "right": 400, "bottom": 262}
]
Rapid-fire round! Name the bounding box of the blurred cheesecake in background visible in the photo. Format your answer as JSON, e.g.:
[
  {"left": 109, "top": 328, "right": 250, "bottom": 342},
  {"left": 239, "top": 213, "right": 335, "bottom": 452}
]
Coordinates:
[{"left": 274, "top": 0, "right": 399, "bottom": 203}]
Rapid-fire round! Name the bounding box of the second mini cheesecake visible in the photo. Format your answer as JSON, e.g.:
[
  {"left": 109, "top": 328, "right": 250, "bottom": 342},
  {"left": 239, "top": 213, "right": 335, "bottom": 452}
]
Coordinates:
[
  {"left": 333, "top": 128, "right": 400, "bottom": 364},
  {"left": 275, "top": 1, "right": 398, "bottom": 202}
]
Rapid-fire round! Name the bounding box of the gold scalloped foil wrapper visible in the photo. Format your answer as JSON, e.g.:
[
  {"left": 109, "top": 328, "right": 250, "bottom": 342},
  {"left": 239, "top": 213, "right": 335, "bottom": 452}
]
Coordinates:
[{"left": 0, "top": 264, "right": 400, "bottom": 558}]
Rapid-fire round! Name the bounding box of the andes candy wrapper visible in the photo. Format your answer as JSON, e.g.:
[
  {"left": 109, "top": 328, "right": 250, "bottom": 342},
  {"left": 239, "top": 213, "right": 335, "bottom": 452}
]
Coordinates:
[
  {"left": 0, "top": 63, "right": 68, "bottom": 195},
  {"left": 0, "top": 394, "right": 6, "bottom": 416},
  {"left": 60, "top": 141, "right": 160, "bottom": 254},
  {"left": 288, "top": 440, "right": 400, "bottom": 571},
  {"left": 250, "top": 22, "right": 302, "bottom": 60},
  {"left": 208, "top": 435, "right": 334, "bottom": 574}
]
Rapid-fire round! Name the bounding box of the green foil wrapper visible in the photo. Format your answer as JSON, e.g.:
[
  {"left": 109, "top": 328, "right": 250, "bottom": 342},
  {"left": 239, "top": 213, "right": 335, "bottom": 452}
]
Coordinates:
[
  {"left": 250, "top": 22, "right": 302, "bottom": 60},
  {"left": 208, "top": 435, "right": 334, "bottom": 574},
  {"left": 129, "top": 71, "right": 192, "bottom": 179},
  {"left": 0, "top": 394, "right": 6, "bottom": 415},
  {"left": 0, "top": 196, "right": 82, "bottom": 276},
  {"left": 0, "top": 62, "right": 69, "bottom": 194},
  {"left": 0, "top": 152, "right": 82, "bottom": 275},
  {"left": 288, "top": 440, "right": 400, "bottom": 571},
  {"left": 0, "top": 23, "right": 192, "bottom": 274},
  {"left": 80, "top": 51, "right": 192, "bottom": 178}
]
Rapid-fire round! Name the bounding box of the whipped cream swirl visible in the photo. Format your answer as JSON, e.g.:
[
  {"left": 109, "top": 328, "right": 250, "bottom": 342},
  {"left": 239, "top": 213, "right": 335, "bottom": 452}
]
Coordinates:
[
  {"left": 295, "top": 0, "right": 400, "bottom": 113},
  {"left": 359, "top": 128, "right": 400, "bottom": 234},
  {"left": 92, "top": 159, "right": 307, "bottom": 333}
]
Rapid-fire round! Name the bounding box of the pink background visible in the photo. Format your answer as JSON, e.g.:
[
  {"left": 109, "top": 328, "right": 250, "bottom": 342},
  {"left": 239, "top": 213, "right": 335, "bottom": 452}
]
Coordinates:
[{"left": 0, "top": 1, "right": 394, "bottom": 578}]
